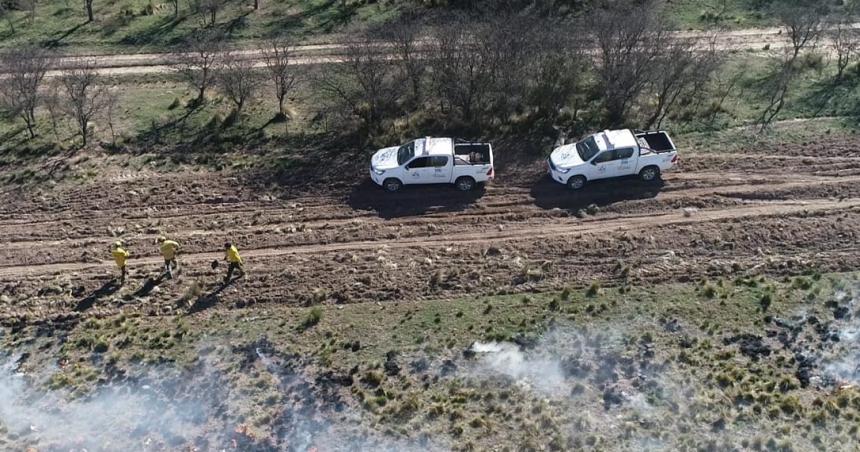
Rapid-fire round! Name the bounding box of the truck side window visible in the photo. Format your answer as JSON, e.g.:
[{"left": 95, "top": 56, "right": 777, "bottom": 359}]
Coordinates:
[
  {"left": 592, "top": 151, "right": 614, "bottom": 164},
  {"left": 615, "top": 148, "right": 634, "bottom": 160},
  {"left": 431, "top": 156, "right": 449, "bottom": 167},
  {"left": 407, "top": 157, "right": 431, "bottom": 169}
]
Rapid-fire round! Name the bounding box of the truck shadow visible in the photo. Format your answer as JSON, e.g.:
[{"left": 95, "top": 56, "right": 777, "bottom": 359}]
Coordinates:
[
  {"left": 530, "top": 175, "right": 664, "bottom": 212},
  {"left": 346, "top": 179, "right": 486, "bottom": 219}
]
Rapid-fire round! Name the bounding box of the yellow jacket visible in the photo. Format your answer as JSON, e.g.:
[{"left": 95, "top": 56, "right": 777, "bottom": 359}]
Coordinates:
[
  {"left": 112, "top": 247, "right": 130, "bottom": 267},
  {"left": 160, "top": 240, "right": 180, "bottom": 260},
  {"left": 226, "top": 245, "right": 242, "bottom": 263}
]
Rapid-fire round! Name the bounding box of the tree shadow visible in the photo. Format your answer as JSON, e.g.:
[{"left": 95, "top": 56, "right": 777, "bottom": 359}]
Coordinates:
[
  {"left": 795, "top": 74, "right": 860, "bottom": 118},
  {"left": 118, "top": 15, "right": 189, "bottom": 47},
  {"left": 0, "top": 125, "right": 26, "bottom": 143},
  {"left": 43, "top": 21, "right": 88, "bottom": 48},
  {"left": 224, "top": 11, "right": 252, "bottom": 35},
  {"left": 346, "top": 179, "right": 486, "bottom": 219},
  {"left": 130, "top": 104, "right": 204, "bottom": 152},
  {"left": 530, "top": 175, "right": 664, "bottom": 212},
  {"left": 74, "top": 279, "right": 121, "bottom": 312}
]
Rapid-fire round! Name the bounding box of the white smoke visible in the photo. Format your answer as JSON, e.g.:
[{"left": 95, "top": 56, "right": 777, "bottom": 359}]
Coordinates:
[
  {"left": 470, "top": 341, "right": 567, "bottom": 396},
  {"left": 0, "top": 345, "right": 443, "bottom": 452},
  {"left": 0, "top": 356, "right": 217, "bottom": 451},
  {"left": 822, "top": 285, "right": 860, "bottom": 385}
]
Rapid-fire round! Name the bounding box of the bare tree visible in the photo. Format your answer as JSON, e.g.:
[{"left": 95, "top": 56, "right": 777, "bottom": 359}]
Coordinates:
[
  {"left": 175, "top": 31, "right": 223, "bottom": 103},
  {"left": 830, "top": 20, "right": 859, "bottom": 80},
  {"left": 102, "top": 88, "right": 119, "bottom": 145},
  {"left": 586, "top": 0, "right": 668, "bottom": 127},
  {"left": 0, "top": 46, "right": 53, "bottom": 138},
  {"left": 193, "top": 0, "right": 223, "bottom": 26},
  {"left": 84, "top": 0, "right": 93, "bottom": 22},
  {"left": 480, "top": 13, "right": 538, "bottom": 122},
  {"left": 24, "top": 0, "right": 36, "bottom": 24},
  {"left": 259, "top": 36, "right": 299, "bottom": 126},
  {"left": 381, "top": 18, "right": 425, "bottom": 108},
  {"left": 217, "top": 51, "right": 258, "bottom": 116},
  {"left": 644, "top": 37, "right": 720, "bottom": 129},
  {"left": 43, "top": 82, "right": 64, "bottom": 142},
  {"left": 58, "top": 62, "right": 108, "bottom": 147},
  {"left": 314, "top": 33, "right": 399, "bottom": 140},
  {"left": 429, "top": 19, "right": 493, "bottom": 125},
  {"left": 758, "top": 1, "right": 826, "bottom": 130},
  {"left": 528, "top": 25, "right": 589, "bottom": 127}
]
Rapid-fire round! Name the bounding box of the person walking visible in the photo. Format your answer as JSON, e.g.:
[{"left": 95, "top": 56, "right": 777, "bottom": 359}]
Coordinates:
[
  {"left": 157, "top": 236, "right": 181, "bottom": 279},
  {"left": 111, "top": 241, "right": 130, "bottom": 285},
  {"left": 223, "top": 242, "right": 245, "bottom": 284}
]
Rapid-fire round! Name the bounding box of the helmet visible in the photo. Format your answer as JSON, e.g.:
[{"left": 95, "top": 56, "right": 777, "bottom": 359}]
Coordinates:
[
  {"left": 224, "top": 242, "right": 232, "bottom": 249},
  {"left": 157, "top": 236, "right": 166, "bottom": 243},
  {"left": 114, "top": 241, "right": 123, "bottom": 248}
]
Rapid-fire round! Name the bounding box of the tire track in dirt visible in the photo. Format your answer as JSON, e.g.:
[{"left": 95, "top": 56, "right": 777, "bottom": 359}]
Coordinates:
[
  {"left": 2, "top": 197, "right": 857, "bottom": 278},
  {"left": 3, "top": 173, "right": 859, "bottom": 255},
  {"left": 0, "top": 169, "right": 851, "bottom": 227}
]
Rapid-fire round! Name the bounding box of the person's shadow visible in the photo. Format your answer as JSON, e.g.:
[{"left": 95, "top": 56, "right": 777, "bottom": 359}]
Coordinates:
[
  {"left": 132, "top": 275, "right": 165, "bottom": 298},
  {"left": 185, "top": 276, "right": 241, "bottom": 314},
  {"left": 74, "top": 280, "right": 121, "bottom": 312}
]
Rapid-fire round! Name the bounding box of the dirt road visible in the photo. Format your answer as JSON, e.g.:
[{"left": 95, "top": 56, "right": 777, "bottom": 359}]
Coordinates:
[
  {"left": 35, "top": 24, "right": 857, "bottom": 77},
  {"left": 1, "top": 134, "right": 859, "bottom": 324}
]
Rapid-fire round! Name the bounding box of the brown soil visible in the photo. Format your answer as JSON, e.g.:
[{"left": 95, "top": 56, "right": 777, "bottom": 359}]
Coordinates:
[{"left": 2, "top": 138, "right": 860, "bottom": 325}]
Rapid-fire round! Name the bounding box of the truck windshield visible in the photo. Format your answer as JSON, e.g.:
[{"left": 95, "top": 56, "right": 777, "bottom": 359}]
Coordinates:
[
  {"left": 397, "top": 141, "right": 415, "bottom": 166},
  {"left": 576, "top": 137, "right": 600, "bottom": 162}
]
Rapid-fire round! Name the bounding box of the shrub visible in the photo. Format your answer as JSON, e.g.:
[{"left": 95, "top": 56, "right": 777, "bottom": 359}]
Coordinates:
[
  {"left": 702, "top": 285, "right": 717, "bottom": 298},
  {"left": 560, "top": 287, "right": 571, "bottom": 301},
  {"left": 586, "top": 282, "right": 601, "bottom": 298},
  {"left": 299, "top": 307, "right": 323, "bottom": 331},
  {"left": 363, "top": 370, "right": 384, "bottom": 388}
]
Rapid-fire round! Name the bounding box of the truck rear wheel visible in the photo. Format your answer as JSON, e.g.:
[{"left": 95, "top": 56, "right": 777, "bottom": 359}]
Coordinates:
[
  {"left": 567, "top": 175, "right": 586, "bottom": 190},
  {"left": 455, "top": 176, "right": 476, "bottom": 192},
  {"left": 383, "top": 178, "right": 403, "bottom": 193},
  {"left": 639, "top": 166, "right": 660, "bottom": 182}
]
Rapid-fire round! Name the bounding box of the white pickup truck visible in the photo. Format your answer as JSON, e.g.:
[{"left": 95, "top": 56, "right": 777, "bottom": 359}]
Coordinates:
[
  {"left": 370, "top": 137, "right": 494, "bottom": 192},
  {"left": 547, "top": 129, "right": 678, "bottom": 190}
]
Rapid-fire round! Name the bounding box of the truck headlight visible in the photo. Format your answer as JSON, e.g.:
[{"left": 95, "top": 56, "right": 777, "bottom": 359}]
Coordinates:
[
  {"left": 556, "top": 167, "right": 570, "bottom": 174},
  {"left": 372, "top": 167, "right": 385, "bottom": 175}
]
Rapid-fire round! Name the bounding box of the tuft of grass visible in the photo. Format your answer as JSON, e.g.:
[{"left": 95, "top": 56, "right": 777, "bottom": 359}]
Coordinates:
[
  {"left": 560, "top": 287, "right": 571, "bottom": 301},
  {"left": 298, "top": 307, "right": 323, "bottom": 332},
  {"left": 586, "top": 282, "right": 601, "bottom": 298},
  {"left": 702, "top": 284, "right": 717, "bottom": 298}
]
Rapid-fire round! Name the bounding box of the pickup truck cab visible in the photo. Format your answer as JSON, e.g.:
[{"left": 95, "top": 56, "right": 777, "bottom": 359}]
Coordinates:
[
  {"left": 547, "top": 129, "right": 678, "bottom": 190},
  {"left": 370, "top": 137, "right": 494, "bottom": 192}
]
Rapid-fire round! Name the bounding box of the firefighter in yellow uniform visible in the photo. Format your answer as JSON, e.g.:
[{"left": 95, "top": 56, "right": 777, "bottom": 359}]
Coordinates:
[
  {"left": 156, "top": 236, "right": 181, "bottom": 279},
  {"left": 224, "top": 242, "right": 245, "bottom": 283},
  {"left": 111, "top": 241, "right": 130, "bottom": 285}
]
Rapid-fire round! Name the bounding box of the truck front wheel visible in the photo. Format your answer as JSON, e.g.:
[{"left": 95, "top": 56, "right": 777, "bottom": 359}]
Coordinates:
[
  {"left": 455, "top": 176, "right": 476, "bottom": 192},
  {"left": 383, "top": 178, "right": 403, "bottom": 193},
  {"left": 639, "top": 166, "right": 661, "bottom": 182},
  {"left": 567, "top": 175, "right": 586, "bottom": 190}
]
